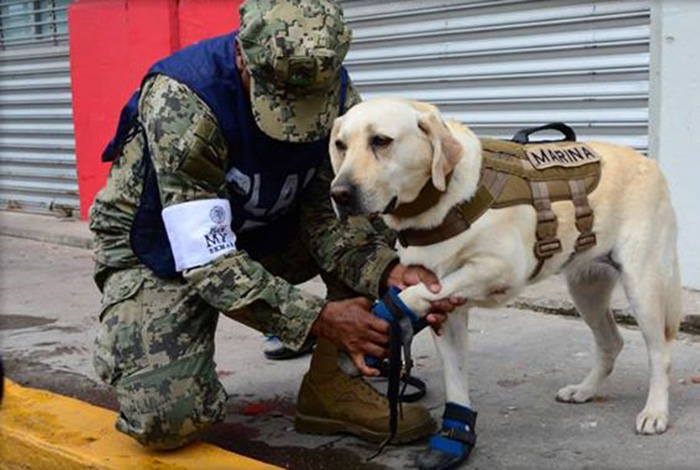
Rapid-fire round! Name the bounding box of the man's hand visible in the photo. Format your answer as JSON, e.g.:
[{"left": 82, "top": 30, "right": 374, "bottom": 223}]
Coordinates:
[
  {"left": 311, "top": 298, "right": 389, "bottom": 376},
  {"left": 385, "top": 263, "right": 465, "bottom": 335}
]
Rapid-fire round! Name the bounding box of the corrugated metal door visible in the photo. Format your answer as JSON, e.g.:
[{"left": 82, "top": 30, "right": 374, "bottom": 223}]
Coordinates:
[
  {"left": 341, "top": 0, "right": 651, "bottom": 152},
  {"left": 0, "top": 0, "right": 77, "bottom": 216}
]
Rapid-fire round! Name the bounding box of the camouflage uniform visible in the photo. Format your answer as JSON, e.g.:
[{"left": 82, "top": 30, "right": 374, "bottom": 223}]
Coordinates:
[{"left": 90, "top": 1, "right": 399, "bottom": 449}]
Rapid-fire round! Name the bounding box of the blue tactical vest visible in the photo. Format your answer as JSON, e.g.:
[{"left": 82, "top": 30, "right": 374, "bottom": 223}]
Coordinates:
[{"left": 102, "top": 32, "right": 348, "bottom": 279}]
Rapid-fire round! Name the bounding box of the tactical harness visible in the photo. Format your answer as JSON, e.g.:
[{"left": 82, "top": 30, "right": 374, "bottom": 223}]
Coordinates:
[
  {"left": 395, "top": 122, "right": 602, "bottom": 278},
  {"left": 367, "top": 123, "right": 602, "bottom": 465}
]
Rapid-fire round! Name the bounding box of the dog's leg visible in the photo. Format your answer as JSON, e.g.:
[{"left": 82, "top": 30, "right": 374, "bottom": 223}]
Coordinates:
[
  {"left": 399, "top": 260, "right": 510, "bottom": 316},
  {"left": 614, "top": 195, "right": 681, "bottom": 436},
  {"left": 619, "top": 267, "right": 673, "bottom": 435},
  {"left": 434, "top": 310, "right": 472, "bottom": 406},
  {"left": 416, "top": 310, "right": 477, "bottom": 470},
  {"left": 557, "top": 265, "right": 623, "bottom": 403}
]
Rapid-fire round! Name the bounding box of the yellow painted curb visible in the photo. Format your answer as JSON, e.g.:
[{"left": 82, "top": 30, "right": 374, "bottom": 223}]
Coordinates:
[{"left": 0, "top": 380, "right": 280, "bottom": 470}]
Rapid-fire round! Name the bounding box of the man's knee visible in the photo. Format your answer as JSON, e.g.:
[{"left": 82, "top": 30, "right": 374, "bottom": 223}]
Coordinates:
[{"left": 114, "top": 357, "right": 228, "bottom": 450}]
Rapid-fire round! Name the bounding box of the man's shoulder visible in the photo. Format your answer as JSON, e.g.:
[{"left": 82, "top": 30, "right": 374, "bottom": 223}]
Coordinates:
[
  {"left": 139, "top": 74, "right": 223, "bottom": 144},
  {"left": 140, "top": 74, "right": 205, "bottom": 114}
]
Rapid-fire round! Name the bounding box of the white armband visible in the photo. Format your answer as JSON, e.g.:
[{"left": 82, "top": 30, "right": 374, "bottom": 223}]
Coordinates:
[{"left": 161, "top": 199, "right": 237, "bottom": 272}]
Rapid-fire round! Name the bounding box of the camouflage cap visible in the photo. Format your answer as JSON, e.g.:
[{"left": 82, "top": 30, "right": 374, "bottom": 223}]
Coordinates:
[{"left": 238, "top": 0, "right": 352, "bottom": 142}]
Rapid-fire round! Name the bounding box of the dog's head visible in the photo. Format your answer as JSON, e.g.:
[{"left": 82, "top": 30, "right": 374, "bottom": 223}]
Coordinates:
[{"left": 329, "top": 98, "right": 464, "bottom": 220}]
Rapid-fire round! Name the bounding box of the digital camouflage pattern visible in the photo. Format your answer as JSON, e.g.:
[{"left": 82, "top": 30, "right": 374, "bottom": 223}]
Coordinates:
[
  {"left": 94, "top": 267, "right": 226, "bottom": 449},
  {"left": 91, "top": 73, "right": 391, "bottom": 346},
  {"left": 90, "top": 73, "right": 396, "bottom": 446},
  {"left": 93, "top": 233, "right": 371, "bottom": 448},
  {"left": 238, "top": 0, "right": 352, "bottom": 141}
]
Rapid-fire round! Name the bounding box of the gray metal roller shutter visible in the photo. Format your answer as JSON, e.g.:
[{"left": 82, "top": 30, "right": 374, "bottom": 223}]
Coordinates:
[
  {"left": 341, "top": 0, "right": 651, "bottom": 152},
  {"left": 0, "top": 0, "right": 77, "bottom": 216}
]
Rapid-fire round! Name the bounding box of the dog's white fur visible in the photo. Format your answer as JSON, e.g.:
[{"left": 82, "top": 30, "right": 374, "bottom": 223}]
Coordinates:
[{"left": 329, "top": 98, "right": 683, "bottom": 435}]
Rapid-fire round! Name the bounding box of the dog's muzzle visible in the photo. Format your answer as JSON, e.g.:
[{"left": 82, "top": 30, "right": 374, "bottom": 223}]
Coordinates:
[{"left": 330, "top": 182, "right": 360, "bottom": 221}]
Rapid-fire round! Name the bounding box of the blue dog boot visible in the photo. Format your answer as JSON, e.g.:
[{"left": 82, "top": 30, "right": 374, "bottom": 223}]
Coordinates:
[{"left": 417, "top": 402, "right": 477, "bottom": 470}]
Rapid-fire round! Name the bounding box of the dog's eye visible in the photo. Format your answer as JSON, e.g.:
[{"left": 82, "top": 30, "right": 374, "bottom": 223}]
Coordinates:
[
  {"left": 370, "top": 135, "right": 393, "bottom": 148},
  {"left": 335, "top": 139, "right": 347, "bottom": 151}
]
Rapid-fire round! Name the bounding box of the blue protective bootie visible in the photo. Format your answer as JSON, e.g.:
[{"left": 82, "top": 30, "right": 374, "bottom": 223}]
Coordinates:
[{"left": 416, "top": 402, "right": 478, "bottom": 470}]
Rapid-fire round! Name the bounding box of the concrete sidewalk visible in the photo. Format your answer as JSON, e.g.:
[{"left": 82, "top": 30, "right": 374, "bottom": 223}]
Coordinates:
[
  {"left": 0, "top": 210, "right": 93, "bottom": 249},
  {"left": 1, "top": 211, "right": 699, "bottom": 469}
]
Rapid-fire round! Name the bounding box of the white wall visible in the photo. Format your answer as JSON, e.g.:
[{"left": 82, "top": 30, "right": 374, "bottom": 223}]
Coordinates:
[{"left": 649, "top": 0, "right": 700, "bottom": 289}]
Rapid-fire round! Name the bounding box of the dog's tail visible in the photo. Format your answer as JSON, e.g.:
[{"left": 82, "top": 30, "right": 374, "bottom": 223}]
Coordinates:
[
  {"left": 659, "top": 192, "right": 684, "bottom": 341},
  {"left": 664, "top": 255, "right": 684, "bottom": 341}
]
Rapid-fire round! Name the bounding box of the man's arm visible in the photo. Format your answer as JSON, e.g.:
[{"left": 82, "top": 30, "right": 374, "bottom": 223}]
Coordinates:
[{"left": 140, "top": 74, "right": 326, "bottom": 350}]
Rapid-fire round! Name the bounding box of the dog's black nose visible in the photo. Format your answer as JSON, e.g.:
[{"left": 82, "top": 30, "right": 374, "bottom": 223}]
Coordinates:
[{"left": 331, "top": 184, "right": 354, "bottom": 207}]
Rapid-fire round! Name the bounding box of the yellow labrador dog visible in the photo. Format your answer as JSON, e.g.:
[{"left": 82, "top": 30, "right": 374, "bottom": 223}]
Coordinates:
[{"left": 329, "top": 98, "right": 682, "bottom": 467}]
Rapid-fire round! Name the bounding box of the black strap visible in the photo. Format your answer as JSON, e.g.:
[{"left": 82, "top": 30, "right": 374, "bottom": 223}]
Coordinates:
[
  {"left": 368, "top": 319, "right": 403, "bottom": 460},
  {"left": 444, "top": 405, "right": 478, "bottom": 429},
  {"left": 440, "top": 427, "right": 477, "bottom": 447},
  {"left": 375, "top": 360, "right": 427, "bottom": 403},
  {"left": 377, "top": 292, "right": 429, "bottom": 403},
  {"left": 382, "top": 291, "right": 405, "bottom": 321},
  {"left": 368, "top": 292, "right": 431, "bottom": 461},
  {"left": 399, "top": 374, "right": 427, "bottom": 403},
  {"left": 413, "top": 317, "right": 429, "bottom": 334},
  {"left": 511, "top": 122, "right": 577, "bottom": 144}
]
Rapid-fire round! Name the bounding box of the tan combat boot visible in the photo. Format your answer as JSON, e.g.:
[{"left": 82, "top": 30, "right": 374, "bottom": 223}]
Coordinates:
[{"left": 295, "top": 338, "right": 435, "bottom": 443}]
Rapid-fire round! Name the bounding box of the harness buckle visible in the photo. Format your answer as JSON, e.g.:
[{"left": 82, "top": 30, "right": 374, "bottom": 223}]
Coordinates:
[
  {"left": 534, "top": 237, "right": 562, "bottom": 259},
  {"left": 575, "top": 232, "right": 597, "bottom": 252}
]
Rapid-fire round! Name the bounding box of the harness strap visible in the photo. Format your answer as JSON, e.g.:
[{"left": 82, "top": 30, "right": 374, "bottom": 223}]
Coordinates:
[
  {"left": 568, "top": 179, "right": 597, "bottom": 253},
  {"left": 397, "top": 168, "right": 507, "bottom": 248},
  {"left": 398, "top": 207, "right": 469, "bottom": 247},
  {"left": 529, "top": 181, "right": 562, "bottom": 279}
]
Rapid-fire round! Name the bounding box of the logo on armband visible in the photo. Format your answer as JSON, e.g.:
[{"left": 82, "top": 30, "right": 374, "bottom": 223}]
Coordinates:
[
  {"left": 204, "top": 225, "right": 235, "bottom": 254},
  {"left": 205, "top": 206, "right": 234, "bottom": 255},
  {"left": 209, "top": 205, "right": 226, "bottom": 224}
]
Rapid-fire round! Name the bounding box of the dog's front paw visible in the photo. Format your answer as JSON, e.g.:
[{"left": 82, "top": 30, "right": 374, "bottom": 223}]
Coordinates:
[
  {"left": 556, "top": 384, "right": 596, "bottom": 403},
  {"left": 417, "top": 402, "right": 477, "bottom": 470},
  {"left": 636, "top": 408, "right": 668, "bottom": 435},
  {"left": 398, "top": 284, "right": 433, "bottom": 316},
  {"left": 417, "top": 448, "right": 464, "bottom": 470}
]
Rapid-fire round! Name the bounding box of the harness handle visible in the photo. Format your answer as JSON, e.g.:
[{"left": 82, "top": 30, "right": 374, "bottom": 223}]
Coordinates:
[{"left": 511, "top": 122, "right": 577, "bottom": 144}]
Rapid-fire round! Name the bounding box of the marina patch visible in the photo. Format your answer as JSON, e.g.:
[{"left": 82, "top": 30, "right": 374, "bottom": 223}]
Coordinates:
[{"left": 525, "top": 143, "right": 601, "bottom": 170}]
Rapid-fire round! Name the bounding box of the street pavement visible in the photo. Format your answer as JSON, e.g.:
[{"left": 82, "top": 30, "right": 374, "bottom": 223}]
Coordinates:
[{"left": 1, "top": 233, "right": 699, "bottom": 470}]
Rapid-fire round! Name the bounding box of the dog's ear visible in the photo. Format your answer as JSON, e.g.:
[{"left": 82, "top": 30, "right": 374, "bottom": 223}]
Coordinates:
[{"left": 416, "top": 105, "right": 462, "bottom": 191}]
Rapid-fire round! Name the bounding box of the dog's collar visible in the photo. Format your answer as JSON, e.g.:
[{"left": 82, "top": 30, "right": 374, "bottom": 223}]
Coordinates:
[
  {"left": 396, "top": 159, "right": 503, "bottom": 249},
  {"left": 391, "top": 174, "right": 453, "bottom": 219},
  {"left": 396, "top": 180, "right": 491, "bottom": 249}
]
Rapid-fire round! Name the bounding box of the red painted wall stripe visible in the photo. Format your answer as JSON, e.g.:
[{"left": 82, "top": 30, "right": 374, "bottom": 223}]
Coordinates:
[{"left": 69, "top": 0, "right": 242, "bottom": 219}]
